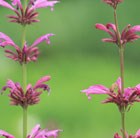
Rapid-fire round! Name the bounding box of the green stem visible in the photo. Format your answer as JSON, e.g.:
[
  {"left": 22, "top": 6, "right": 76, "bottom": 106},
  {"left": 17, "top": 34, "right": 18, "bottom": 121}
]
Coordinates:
[
  {"left": 21, "top": 1, "right": 28, "bottom": 138},
  {"left": 114, "top": 8, "right": 125, "bottom": 94},
  {"left": 21, "top": 25, "right": 27, "bottom": 138},
  {"left": 121, "top": 111, "right": 126, "bottom": 138},
  {"left": 22, "top": 63, "right": 27, "bottom": 92},
  {"left": 23, "top": 107, "right": 28, "bottom": 138},
  {"left": 114, "top": 9, "right": 126, "bottom": 138}
]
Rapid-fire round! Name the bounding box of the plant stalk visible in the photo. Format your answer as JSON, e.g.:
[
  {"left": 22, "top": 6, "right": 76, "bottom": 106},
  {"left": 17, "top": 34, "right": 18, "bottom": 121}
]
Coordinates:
[
  {"left": 23, "top": 107, "right": 28, "bottom": 138},
  {"left": 114, "top": 9, "right": 126, "bottom": 138},
  {"left": 21, "top": 23, "right": 27, "bottom": 138}
]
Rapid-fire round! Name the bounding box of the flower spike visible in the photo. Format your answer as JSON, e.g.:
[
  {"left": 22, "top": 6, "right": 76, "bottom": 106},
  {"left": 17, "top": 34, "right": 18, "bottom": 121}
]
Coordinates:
[
  {"left": 0, "top": 32, "right": 54, "bottom": 64},
  {"left": 95, "top": 23, "right": 140, "bottom": 46},
  {"left": 0, "top": 0, "right": 59, "bottom": 25},
  {"left": 1, "top": 76, "right": 51, "bottom": 108},
  {"left": 82, "top": 77, "right": 140, "bottom": 111},
  {"left": 102, "top": 0, "right": 123, "bottom": 9}
]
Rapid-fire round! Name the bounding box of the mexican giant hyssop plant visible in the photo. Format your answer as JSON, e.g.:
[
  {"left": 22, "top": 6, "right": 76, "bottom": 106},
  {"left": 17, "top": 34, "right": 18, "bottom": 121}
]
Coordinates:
[
  {"left": 0, "top": 0, "right": 62, "bottom": 138},
  {"left": 82, "top": 0, "right": 140, "bottom": 138}
]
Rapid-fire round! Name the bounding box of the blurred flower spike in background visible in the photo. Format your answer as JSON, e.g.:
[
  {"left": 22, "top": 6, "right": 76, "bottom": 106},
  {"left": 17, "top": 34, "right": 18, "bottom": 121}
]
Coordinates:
[{"left": 0, "top": 0, "right": 59, "bottom": 25}]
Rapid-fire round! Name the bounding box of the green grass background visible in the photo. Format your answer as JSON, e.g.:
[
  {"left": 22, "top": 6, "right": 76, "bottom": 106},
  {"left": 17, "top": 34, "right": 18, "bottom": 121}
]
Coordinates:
[{"left": 0, "top": 0, "right": 140, "bottom": 138}]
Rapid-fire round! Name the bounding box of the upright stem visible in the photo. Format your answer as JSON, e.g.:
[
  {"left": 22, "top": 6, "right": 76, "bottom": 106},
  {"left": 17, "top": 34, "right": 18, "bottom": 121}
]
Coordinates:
[
  {"left": 114, "top": 9, "right": 126, "bottom": 138},
  {"left": 121, "top": 111, "right": 126, "bottom": 138},
  {"left": 21, "top": 24, "right": 27, "bottom": 138},
  {"left": 21, "top": 26, "right": 27, "bottom": 92},
  {"left": 23, "top": 107, "right": 28, "bottom": 138}
]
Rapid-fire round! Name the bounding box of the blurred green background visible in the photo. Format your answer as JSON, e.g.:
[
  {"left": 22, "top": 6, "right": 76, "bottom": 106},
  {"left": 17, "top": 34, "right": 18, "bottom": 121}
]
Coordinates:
[{"left": 0, "top": 0, "right": 140, "bottom": 138}]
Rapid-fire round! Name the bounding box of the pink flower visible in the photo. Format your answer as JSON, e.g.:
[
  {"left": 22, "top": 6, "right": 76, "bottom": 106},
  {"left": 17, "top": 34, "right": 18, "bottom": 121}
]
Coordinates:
[
  {"left": 102, "top": 0, "right": 123, "bottom": 9},
  {"left": 114, "top": 129, "right": 140, "bottom": 138},
  {"left": 81, "top": 77, "right": 140, "bottom": 111},
  {"left": 28, "top": 124, "right": 62, "bottom": 138},
  {"left": 0, "top": 124, "right": 62, "bottom": 138},
  {"left": 0, "top": 0, "right": 59, "bottom": 25},
  {"left": 0, "top": 130, "right": 14, "bottom": 138},
  {"left": 1, "top": 76, "right": 51, "bottom": 108},
  {"left": 0, "top": 32, "right": 54, "bottom": 64},
  {"left": 95, "top": 23, "right": 140, "bottom": 46}
]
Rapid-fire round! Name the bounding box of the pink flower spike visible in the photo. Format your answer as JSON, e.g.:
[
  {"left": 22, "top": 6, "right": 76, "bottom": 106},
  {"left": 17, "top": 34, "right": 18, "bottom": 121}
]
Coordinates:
[
  {"left": 0, "top": 0, "right": 15, "bottom": 10},
  {"left": 102, "top": 0, "right": 123, "bottom": 9},
  {"left": 82, "top": 77, "right": 140, "bottom": 111},
  {"left": 0, "top": 130, "right": 15, "bottom": 138},
  {"left": 1, "top": 76, "right": 51, "bottom": 107},
  {"left": 0, "top": 32, "right": 54, "bottom": 64}
]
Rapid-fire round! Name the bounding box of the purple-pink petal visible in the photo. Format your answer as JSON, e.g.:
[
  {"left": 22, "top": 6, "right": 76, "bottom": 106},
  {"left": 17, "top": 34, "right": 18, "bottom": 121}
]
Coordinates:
[
  {"left": 31, "top": 0, "right": 59, "bottom": 11},
  {"left": 136, "top": 84, "right": 140, "bottom": 91},
  {"left": 82, "top": 85, "right": 109, "bottom": 100},
  {"left": 124, "top": 87, "right": 134, "bottom": 100},
  {"left": 0, "top": 0, "right": 14, "bottom": 10},
  {"left": 128, "top": 25, "right": 140, "bottom": 33},
  {"left": 31, "top": 34, "right": 54, "bottom": 47},
  {"left": 46, "top": 129, "right": 62, "bottom": 138},
  {"left": 35, "top": 76, "right": 51, "bottom": 86},
  {"left": 115, "top": 77, "right": 121, "bottom": 93},
  {"left": 106, "top": 23, "right": 116, "bottom": 32},
  {"left": 95, "top": 23, "right": 109, "bottom": 32},
  {"left": 0, "top": 130, "right": 15, "bottom": 138},
  {"left": 28, "top": 124, "right": 41, "bottom": 138},
  {"left": 102, "top": 38, "right": 116, "bottom": 43},
  {"left": 12, "top": 0, "right": 22, "bottom": 8},
  {"left": 135, "top": 129, "right": 140, "bottom": 137},
  {"left": 0, "top": 32, "right": 19, "bottom": 49},
  {"left": 114, "top": 133, "right": 122, "bottom": 138}
]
